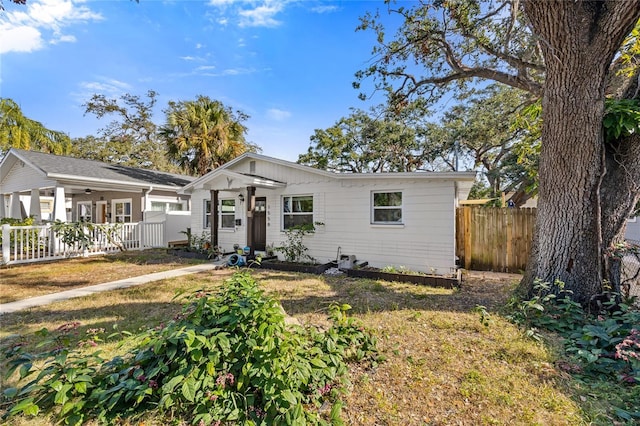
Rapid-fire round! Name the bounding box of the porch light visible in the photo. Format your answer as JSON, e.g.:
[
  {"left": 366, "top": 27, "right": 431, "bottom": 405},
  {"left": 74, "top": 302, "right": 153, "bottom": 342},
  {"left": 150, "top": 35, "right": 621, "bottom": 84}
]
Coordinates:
[
  {"left": 85, "top": 188, "right": 92, "bottom": 194},
  {"left": 238, "top": 194, "right": 244, "bottom": 202}
]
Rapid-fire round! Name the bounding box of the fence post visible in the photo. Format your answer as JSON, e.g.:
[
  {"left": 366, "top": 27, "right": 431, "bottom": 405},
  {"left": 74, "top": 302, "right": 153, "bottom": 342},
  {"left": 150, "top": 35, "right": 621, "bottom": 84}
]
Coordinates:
[
  {"left": 2, "top": 224, "right": 10, "bottom": 264},
  {"left": 463, "top": 207, "right": 472, "bottom": 270}
]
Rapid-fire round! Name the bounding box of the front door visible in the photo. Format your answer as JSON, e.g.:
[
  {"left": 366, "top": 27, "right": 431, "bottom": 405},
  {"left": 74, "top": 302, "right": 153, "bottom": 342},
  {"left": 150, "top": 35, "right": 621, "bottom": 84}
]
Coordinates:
[{"left": 252, "top": 197, "right": 267, "bottom": 251}]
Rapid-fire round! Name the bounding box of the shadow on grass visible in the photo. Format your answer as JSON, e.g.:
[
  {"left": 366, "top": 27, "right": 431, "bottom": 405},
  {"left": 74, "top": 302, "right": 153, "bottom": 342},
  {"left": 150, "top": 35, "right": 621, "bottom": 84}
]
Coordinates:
[
  {"left": 253, "top": 270, "right": 517, "bottom": 316},
  {"left": 0, "top": 301, "right": 184, "bottom": 350}
]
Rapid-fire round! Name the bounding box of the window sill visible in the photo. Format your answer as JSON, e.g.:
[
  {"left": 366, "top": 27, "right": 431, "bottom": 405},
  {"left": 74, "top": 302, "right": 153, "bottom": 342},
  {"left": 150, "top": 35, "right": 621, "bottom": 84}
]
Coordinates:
[
  {"left": 219, "top": 228, "right": 236, "bottom": 233},
  {"left": 370, "top": 223, "right": 405, "bottom": 228}
]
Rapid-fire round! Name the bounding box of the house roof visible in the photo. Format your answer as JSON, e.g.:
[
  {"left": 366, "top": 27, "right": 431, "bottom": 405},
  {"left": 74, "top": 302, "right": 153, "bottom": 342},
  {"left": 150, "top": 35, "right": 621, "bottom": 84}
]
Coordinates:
[
  {"left": 180, "top": 152, "right": 476, "bottom": 193},
  {"left": 1, "top": 148, "right": 195, "bottom": 193}
]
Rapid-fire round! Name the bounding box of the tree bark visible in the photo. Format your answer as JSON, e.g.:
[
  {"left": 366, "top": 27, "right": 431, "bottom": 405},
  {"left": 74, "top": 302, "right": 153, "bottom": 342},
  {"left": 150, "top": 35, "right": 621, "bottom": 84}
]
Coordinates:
[{"left": 521, "top": 1, "right": 640, "bottom": 305}]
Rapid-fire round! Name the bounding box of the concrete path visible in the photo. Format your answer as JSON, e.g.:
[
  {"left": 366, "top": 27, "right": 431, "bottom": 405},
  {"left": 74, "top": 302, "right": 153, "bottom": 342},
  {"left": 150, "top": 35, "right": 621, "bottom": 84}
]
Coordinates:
[{"left": 0, "top": 262, "right": 226, "bottom": 315}]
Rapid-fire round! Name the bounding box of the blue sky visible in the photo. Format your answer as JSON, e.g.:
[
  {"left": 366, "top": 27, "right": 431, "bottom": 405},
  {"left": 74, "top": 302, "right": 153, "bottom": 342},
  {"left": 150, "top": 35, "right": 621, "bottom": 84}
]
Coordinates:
[{"left": 0, "top": 0, "right": 395, "bottom": 161}]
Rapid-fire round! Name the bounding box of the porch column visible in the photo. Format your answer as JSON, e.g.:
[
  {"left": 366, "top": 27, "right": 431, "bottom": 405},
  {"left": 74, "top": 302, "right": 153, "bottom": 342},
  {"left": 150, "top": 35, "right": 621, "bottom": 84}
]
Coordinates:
[
  {"left": 210, "top": 189, "right": 219, "bottom": 249},
  {"left": 9, "top": 192, "right": 23, "bottom": 219},
  {"left": 29, "top": 189, "right": 42, "bottom": 223},
  {"left": 52, "top": 186, "right": 67, "bottom": 222},
  {"left": 246, "top": 186, "right": 256, "bottom": 255},
  {"left": 0, "top": 194, "right": 6, "bottom": 220}
]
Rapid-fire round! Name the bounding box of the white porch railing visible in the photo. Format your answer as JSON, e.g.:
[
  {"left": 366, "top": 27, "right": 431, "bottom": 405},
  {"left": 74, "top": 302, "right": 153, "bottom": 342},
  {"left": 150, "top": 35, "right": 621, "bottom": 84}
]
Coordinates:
[{"left": 1, "top": 222, "right": 167, "bottom": 265}]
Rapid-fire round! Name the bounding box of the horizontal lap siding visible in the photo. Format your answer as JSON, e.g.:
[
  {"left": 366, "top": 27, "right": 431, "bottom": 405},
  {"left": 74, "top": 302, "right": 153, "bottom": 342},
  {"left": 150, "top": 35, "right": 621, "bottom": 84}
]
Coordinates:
[{"left": 2, "top": 162, "right": 56, "bottom": 193}]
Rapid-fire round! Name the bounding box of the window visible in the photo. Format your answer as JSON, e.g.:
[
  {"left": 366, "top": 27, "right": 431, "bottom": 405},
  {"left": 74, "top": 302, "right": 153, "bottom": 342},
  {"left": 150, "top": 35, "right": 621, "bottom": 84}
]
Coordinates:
[
  {"left": 77, "top": 202, "right": 92, "bottom": 222},
  {"left": 151, "top": 201, "right": 184, "bottom": 212},
  {"left": 220, "top": 199, "right": 235, "bottom": 229},
  {"left": 204, "top": 199, "right": 236, "bottom": 229},
  {"left": 112, "top": 199, "right": 132, "bottom": 223},
  {"left": 204, "top": 200, "right": 211, "bottom": 228},
  {"left": 283, "top": 195, "right": 313, "bottom": 229},
  {"left": 372, "top": 191, "right": 403, "bottom": 224}
]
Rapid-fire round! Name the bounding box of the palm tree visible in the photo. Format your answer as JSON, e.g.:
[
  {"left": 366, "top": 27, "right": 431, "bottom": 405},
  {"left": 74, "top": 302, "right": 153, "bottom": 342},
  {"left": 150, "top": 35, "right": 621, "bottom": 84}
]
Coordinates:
[
  {"left": 0, "top": 98, "right": 71, "bottom": 158},
  {"left": 160, "top": 96, "right": 255, "bottom": 176}
]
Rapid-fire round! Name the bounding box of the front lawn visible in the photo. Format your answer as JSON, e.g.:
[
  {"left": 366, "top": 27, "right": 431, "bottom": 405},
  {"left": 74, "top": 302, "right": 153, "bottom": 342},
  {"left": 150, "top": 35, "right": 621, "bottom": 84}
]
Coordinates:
[
  {"left": 0, "top": 249, "right": 206, "bottom": 304},
  {"left": 0, "top": 268, "right": 636, "bottom": 425}
]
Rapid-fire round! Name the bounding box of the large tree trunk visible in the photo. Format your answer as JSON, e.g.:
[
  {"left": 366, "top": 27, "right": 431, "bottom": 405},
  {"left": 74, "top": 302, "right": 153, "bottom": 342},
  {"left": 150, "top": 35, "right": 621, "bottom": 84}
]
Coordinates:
[{"left": 521, "top": 1, "right": 640, "bottom": 305}]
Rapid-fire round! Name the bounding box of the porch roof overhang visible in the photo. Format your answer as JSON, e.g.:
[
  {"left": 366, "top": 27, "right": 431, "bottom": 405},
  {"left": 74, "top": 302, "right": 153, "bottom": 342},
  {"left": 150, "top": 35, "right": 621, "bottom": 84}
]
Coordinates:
[{"left": 180, "top": 170, "right": 286, "bottom": 193}]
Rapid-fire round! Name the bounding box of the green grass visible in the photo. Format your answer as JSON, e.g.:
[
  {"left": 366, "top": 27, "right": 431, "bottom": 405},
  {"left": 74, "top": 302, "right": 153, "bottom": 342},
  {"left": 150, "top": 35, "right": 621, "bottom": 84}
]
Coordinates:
[{"left": 0, "top": 266, "right": 633, "bottom": 425}]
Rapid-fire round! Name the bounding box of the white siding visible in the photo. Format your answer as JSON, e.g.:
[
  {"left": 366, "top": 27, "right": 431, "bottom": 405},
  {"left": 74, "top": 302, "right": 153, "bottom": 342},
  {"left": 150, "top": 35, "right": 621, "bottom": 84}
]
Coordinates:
[
  {"left": 1, "top": 162, "right": 55, "bottom": 193},
  {"left": 627, "top": 218, "right": 640, "bottom": 241}
]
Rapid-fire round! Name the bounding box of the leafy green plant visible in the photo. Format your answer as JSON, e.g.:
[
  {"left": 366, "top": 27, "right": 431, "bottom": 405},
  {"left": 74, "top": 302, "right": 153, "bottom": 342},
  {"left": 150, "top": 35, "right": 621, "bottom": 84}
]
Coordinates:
[
  {"left": 0, "top": 216, "right": 37, "bottom": 250},
  {"left": 2, "top": 272, "right": 380, "bottom": 425},
  {"left": 603, "top": 98, "right": 640, "bottom": 142},
  {"left": 275, "top": 224, "right": 316, "bottom": 263},
  {"left": 508, "top": 279, "right": 640, "bottom": 383}
]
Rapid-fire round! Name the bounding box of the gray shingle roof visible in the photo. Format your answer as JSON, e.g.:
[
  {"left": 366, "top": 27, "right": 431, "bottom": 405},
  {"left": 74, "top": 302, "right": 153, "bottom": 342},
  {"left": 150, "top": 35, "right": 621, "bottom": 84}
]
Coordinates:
[{"left": 13, "top": 149, "right": 194, "bottom": 188}]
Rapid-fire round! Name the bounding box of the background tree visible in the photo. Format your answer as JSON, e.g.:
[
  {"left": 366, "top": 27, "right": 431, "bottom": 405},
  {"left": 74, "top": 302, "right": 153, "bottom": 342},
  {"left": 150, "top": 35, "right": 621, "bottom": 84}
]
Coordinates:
[
  {"left": 299, "top": 103, "right": 443, "bottom": 173},
  {"left": 0, "top": 98, "right": 71, "bottom": 159},
  {"left": 73, "top": 90, "right": 176, "bottom": 171},
  {"left": 428, "top": 84, "right": 537, "bottom": 206},
  {"left": 357, "top": 0, "right": 640, "bottom": 304},
  {"left": 160, "top": 96, "right": 257, "bottom": 176}
]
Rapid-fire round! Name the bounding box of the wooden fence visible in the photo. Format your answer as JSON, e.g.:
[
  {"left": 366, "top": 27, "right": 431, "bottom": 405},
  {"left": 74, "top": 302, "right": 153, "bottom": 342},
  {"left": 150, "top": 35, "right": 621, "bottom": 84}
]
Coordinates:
[{"left": 456, "top": 207, "right": 536, "bottom": 273}]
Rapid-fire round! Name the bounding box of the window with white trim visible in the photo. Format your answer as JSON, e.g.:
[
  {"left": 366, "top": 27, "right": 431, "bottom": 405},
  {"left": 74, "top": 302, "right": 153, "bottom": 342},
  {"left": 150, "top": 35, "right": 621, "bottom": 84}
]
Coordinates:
[
  {"left": 77, "top": 202, "right": 92, "bottom": 222},
  {"left": 204, "top": 199, "right": 236, "bottom": 229},
  {"left": 282, "top": 195, "right": 313, "bottom": 229},
  {"left": 204, "top": 200, "right": 211, "bottom": 228},
  {"left": 150, "top": 201, "right": 184, "bottom": 212},
  {"left": 112, "top": 199, "right": 132, "bottom": 223},
  {"left": 371, "top": 191, "right": 403, "bottom": 224},
  {"left": 220, "top": 199, "right": 235, "bottom": 229}
]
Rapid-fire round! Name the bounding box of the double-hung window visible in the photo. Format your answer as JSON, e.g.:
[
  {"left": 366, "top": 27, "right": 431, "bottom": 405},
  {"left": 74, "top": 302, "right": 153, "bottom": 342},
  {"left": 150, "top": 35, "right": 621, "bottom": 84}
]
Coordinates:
[
  {"left": 220, "top": 199, "right": 235, "bottom": 229},
  {"left": 282, "top": 195, "right": 313, "bottom": 229},
  {"left": 77, "top": 202, "right": 92, "bottom": 223},
  {"left": 204, "top": 199, "right": 236, "bottom": 229},
  {"left": 112, "top": 199, "right": 132, "bottom": 223},
  {"left": 371, "top": 191, "right": 403, "bottom": 224}
]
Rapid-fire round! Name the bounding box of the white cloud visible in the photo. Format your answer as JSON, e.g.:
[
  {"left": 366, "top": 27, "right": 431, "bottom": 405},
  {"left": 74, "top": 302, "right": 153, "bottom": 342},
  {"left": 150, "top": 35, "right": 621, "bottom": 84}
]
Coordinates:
[
  {"left": 72, "top": 77, "right": 132, "bottom": 102},
  {"left": 239, "top": 3, "right": 283, "bottom": 28},
  {"left": 206, "top": 0, "right": 292, "bottom": 28},
  {"left": 311, "top": 5, "right": 338, "bottom": 14},
  {"left": 195, "top": 65, "right": 217, "bottom": 71},
  {"left": 266, "top": 108, "right": 291, "bottom": 121},
  {"left": 0, "top": 25, "right": 43, "bottom": 54},
  {"left": 0, "top": 0, "right": 102, "bottom": 54}
]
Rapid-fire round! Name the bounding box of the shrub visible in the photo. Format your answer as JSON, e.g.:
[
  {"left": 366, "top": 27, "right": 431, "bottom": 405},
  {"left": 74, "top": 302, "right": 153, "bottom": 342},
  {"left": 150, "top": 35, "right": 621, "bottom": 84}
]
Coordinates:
[
  {"left": 2, "top": 272, "right": 380, "bottom": 425},
  {"left": 275, "top": 224, "right": 315, "bottom": 263},
  {"left": 507, "top": 280, "right": 640, "bottom": 382}
]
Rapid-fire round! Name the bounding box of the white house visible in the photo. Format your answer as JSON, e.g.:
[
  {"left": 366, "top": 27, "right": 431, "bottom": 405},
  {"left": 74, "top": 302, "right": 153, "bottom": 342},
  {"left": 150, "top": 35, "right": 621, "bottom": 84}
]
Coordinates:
[{"left": 179, "top": 153, "right": 476, "bottom": 275}]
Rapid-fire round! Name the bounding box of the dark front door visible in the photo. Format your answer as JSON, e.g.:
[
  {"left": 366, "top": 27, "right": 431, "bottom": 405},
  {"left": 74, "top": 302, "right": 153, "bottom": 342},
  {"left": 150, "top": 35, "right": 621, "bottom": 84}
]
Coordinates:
[{"left": 252, "top": 197, "right": 267, "bottom": 251}]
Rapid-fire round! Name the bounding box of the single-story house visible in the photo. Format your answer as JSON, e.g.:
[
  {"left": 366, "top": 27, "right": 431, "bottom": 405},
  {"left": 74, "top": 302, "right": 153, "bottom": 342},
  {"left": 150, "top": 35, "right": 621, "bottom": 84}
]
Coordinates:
[
  {"left": 0, "top": 148, "right": 194, "bottom": 227},
  {"left": 179, "top": 153, "right": 476, "bottom": 275}
]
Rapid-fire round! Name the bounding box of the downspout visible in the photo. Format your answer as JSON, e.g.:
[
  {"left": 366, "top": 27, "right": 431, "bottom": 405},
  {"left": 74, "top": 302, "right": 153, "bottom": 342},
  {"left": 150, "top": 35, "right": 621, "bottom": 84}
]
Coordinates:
[{"left": 143, "top": 186, "right": 154, "bottom": 221}]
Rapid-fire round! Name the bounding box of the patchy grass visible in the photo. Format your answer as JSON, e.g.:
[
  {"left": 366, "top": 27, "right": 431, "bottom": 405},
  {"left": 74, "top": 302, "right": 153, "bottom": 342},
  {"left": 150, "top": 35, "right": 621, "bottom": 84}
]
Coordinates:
[
  {"left": 0, "top": 249, "right": 206, "bottom": 304},
  {"left": 0, "top": 267, "right": 592, "bottom": 425}
]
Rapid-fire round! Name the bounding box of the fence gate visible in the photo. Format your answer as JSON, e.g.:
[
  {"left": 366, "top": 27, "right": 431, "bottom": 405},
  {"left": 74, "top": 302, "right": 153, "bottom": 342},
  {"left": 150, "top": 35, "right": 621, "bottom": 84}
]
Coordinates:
[{"left": 456, "top": 207, "right": 536, "bottom": 273}]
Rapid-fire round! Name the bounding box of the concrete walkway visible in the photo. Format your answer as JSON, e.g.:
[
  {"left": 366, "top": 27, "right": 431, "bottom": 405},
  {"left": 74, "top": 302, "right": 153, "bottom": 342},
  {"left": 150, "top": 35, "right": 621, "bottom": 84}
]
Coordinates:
[{"left": 0, "top": 261, "right": 226, "bottom": 315}]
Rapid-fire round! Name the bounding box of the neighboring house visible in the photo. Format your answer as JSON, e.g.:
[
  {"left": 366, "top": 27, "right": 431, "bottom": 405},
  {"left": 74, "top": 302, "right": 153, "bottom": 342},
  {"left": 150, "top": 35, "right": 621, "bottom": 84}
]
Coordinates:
[
  {"left": 627, "top": 215, "right": 640, "bottom": 241},
  {"left": 0, "top": 149, "right": 194, "bottom": 230},
  {"left": 179, "top": 153, "right": 476, "bottom": 275}
]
